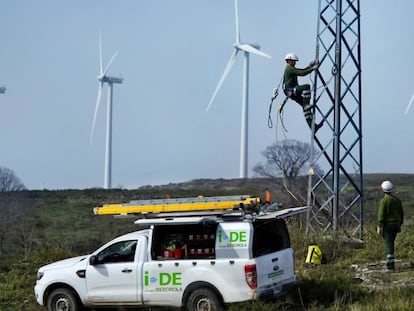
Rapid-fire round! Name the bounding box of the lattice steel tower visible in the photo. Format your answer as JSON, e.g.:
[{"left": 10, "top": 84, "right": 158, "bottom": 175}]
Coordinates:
[{"left": 306, "top": 0, "right": 363, "bottom": 240}]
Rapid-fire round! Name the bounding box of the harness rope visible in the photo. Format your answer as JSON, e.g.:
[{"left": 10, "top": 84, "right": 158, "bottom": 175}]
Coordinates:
[
  {"left": 268, "top": 80, "right": 301, "bottom": 204},
  {"left": 275, "top": 118, "right": 301, "bottom": 204}
]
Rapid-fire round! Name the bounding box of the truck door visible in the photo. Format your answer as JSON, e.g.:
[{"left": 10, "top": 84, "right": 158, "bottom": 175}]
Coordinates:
[{"left": 86, "top": 237, "right": 145, "bottom": 303}]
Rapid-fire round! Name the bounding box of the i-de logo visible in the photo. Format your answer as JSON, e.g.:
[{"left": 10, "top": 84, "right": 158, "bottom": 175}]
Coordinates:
[
  {"left": 144, "top": 271, "right": 182, "bottom": 286},
  {"left": 218, "top": 230, "right": 247, "bottom": 243}
]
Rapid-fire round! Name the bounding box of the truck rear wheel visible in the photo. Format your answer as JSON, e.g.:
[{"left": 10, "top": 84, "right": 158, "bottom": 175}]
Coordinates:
[
  {"left": 46, "top": 288, "right": 82, "bottom": 311},
  {"left": 186, "top": 288, "right": 223, "bottom": 311}
]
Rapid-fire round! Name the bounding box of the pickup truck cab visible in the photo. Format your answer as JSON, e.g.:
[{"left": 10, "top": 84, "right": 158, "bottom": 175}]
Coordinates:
[{"left": 35, "top": 199, "right": 307, "bottom": 311}]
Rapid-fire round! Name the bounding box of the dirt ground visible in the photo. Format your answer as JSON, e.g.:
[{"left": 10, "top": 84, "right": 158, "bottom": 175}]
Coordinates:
[{"left": 351, "top": 260, "right": 414, "bottom": 290}]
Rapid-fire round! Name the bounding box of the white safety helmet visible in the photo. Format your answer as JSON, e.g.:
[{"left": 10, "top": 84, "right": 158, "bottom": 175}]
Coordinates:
[
  {"left": 381, "top": 180, "right": 393, "bottom": 193},
  {"left": 285, "top": 53, "right": 299, "bottom": 61}
]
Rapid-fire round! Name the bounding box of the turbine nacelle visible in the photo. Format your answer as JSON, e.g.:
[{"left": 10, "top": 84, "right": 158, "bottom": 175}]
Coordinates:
[
  {"left": 233, "top": 42, "right": 259, "bottom": 50},
  {"left": 98, "top": 75, "right": 123, "bottom": 84},
  {"left": 0, "top": 86, "right": 6, "bottom": 94},
  {"left": 234, "top": 43, "right": 271, "bottom": 58}
]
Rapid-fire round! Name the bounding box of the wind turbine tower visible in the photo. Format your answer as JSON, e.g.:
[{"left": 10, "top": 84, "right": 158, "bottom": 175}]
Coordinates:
[
  {"left": 90, "top": 34, "right": 123, "bottom": 189},
  {"left": 206, "top": 0, "right": 271, "bottom": 178}
]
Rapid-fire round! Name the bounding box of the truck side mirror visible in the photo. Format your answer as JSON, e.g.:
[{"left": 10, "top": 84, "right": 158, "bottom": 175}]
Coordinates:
[{"left": 89, "top": 255, "right": 98, "bottom": 266}]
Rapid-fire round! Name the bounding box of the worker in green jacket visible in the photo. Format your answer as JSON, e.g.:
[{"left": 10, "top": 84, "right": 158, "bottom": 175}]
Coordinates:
[
  {"left": 377, "top": 180, "right": 404, "bottom": 271},
  {"left": 283, "top": 53, "right": 323, "bottom": 133}
]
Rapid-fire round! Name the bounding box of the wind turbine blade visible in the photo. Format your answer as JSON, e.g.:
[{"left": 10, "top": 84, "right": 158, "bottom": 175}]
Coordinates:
[
  {"left": 405, "top": 92, "right": 414, "bottom": 115},
  {"left": 99, "top": 31, "right": 103, "bottom": 75},
  {"left": 237, "top": 44, "right": 271, "bottom": 58},
  {"left": 206, "top": 50, "right": 238, "bottom": 112},
  {"left": 103, "top": 51, "right": 119, "bottom": 75},
  {"left": 234, "top": 0, "right": 240, "bottom": 44},
  {"left": 89, "top": 82, "right": 103, "bottom": 148}
]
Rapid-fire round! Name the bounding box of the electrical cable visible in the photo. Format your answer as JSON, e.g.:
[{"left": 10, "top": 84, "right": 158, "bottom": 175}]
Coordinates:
[{"left": 273, "top": 99, "right": 301, "bottom": 204}]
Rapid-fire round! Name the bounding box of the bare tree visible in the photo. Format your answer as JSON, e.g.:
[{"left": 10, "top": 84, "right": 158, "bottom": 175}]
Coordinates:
[
  {"left": 0, "top": 166, "right": 26, "bottom": 191},
  {"left": 253, "top": 140, "right": 322, "bottom": 205},
  {"left": 0, "top": 167, "right": 27, "bottom": 254}
]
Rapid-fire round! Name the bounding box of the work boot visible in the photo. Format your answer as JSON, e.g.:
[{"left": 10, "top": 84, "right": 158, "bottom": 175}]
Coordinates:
[
  {"left": 386, "top": 254, "right": 395, "bottom": 271},
  {"left": 315, "top": 121, "right": 324, "bottom": 133}
]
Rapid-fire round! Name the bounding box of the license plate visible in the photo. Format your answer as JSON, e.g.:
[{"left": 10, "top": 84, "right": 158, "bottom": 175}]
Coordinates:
[{"left": 272, "top": 285, "right": 281, "bottom": 295}]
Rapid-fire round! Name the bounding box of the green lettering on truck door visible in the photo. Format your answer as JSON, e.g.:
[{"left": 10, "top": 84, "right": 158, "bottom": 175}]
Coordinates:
[
  {"left": 158, "top": 272, "right": 182, "bottom": 286},
  {"left": 159, "top": 273, "right": 171, "bottom": 286}
]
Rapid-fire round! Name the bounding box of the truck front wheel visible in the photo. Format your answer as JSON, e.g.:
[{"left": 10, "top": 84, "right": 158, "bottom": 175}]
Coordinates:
[
  {"left": 46, "top": 288, "right": 82, "bottom": 311},
  {"left": 186, "top": 288, "right": 223, "bottom": 311}
]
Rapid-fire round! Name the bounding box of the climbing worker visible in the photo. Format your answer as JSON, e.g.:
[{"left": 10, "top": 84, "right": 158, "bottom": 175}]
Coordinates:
[
  {"left": 377, "top": 180, "right": 404, "bottom": 272},
  {"left": 283, "top": 53, "right": 323, "bottom": 132}
]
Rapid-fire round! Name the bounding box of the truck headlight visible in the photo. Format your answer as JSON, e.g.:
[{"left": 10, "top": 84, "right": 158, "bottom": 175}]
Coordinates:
[{"left": 36, "top": 271, "right": 44, "bottom": 281}]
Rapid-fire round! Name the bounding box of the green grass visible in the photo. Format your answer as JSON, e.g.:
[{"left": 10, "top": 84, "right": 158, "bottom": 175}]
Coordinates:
[{"left": 2, "top": 181, "right": 414, "bottom": 310}]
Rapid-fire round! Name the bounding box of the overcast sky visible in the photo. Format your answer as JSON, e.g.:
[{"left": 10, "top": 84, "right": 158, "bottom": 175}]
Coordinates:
[{"left": 0, "top": 0, "right": 413, "bottom": 190}]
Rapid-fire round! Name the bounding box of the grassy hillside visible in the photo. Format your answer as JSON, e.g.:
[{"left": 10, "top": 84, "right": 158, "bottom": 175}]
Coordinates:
[{"left": 1, "top": 174, "right": 414, "bottom": 310}]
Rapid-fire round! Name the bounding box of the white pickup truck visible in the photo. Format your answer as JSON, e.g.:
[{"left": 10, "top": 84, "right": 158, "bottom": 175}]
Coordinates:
[{"left": 35, "top": 203, "right": 307, "bottom": 311}]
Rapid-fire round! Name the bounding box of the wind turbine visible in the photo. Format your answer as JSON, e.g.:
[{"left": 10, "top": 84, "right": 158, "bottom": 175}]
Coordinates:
[
  {"left": 0, "top": 86, "right": 5, "bottom": 94},
  {"left": 405, "top": 92, "right": 414, "bottom": 115},
  {"left": 90, "top": 33, "right": 123, "bottom": 189},
  {"left": 206, "top": 0, "right": 271, "bottom": 179}
]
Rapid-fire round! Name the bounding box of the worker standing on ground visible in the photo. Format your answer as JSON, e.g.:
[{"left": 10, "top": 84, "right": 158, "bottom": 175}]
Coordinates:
[
  {"left": 283, "top": 53, "right": 323, "bottom": 132},
  {"left": 377, "top": 180, "right": 404, "bottom": 272}
]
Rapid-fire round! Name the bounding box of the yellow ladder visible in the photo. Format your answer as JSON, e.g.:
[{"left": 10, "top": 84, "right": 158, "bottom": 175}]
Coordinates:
[{"left": 93, "top": 195, "right": 260, "bottom": 216}]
